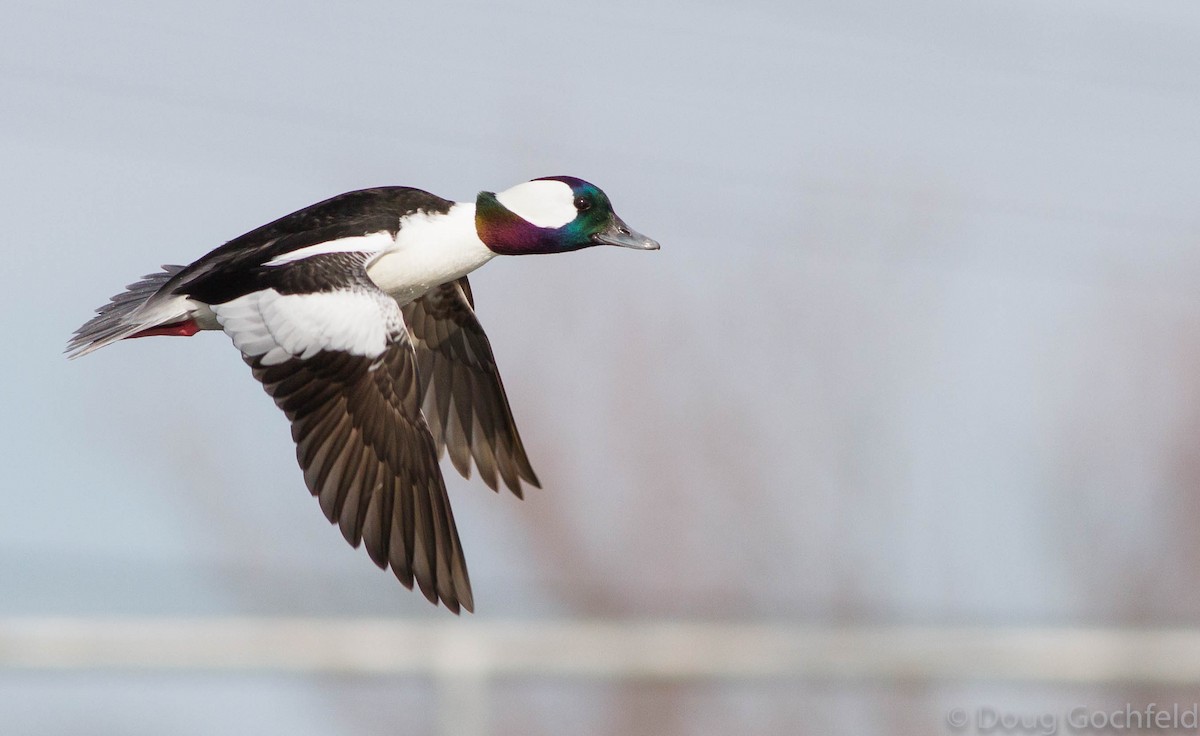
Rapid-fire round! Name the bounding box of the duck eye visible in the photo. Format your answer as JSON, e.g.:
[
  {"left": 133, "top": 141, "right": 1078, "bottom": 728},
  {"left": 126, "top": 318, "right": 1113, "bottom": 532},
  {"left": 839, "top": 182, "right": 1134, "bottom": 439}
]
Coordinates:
[{"left": 573, "top": 196, "right": 591, "bottom": 211}]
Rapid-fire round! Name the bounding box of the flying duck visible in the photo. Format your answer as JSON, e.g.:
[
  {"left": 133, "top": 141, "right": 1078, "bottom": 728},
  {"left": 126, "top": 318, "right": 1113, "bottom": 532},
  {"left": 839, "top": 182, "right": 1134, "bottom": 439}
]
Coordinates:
[{"left": 67, "top": 176, "right": 659, "bottom": 613}]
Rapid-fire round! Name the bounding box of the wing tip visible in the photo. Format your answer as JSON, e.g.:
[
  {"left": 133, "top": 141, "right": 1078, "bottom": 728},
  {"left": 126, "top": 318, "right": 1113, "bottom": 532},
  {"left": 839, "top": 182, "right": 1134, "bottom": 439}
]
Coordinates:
[{"left": 395, "top": 561, "right": 473, "bottom": 614}]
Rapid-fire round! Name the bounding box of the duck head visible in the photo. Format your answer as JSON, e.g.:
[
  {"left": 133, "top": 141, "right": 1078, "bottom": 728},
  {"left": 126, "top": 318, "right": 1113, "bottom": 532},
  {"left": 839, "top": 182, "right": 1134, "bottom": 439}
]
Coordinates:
[{"left": 475, "top": 176, "right": 660, "bottom": 255}]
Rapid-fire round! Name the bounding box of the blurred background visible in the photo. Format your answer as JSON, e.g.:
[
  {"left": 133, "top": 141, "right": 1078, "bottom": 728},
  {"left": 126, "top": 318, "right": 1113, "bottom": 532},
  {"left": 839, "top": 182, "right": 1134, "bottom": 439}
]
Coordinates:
[{"left": 4, "top": 0, "right": 1200, "bottom": 733}]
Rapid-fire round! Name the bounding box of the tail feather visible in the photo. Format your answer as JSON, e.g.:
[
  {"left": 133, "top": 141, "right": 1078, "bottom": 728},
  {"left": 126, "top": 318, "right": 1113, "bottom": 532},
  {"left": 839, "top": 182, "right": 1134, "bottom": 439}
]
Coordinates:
[{"left": 66, "top": 265, "right": 188, "bottom": 359}]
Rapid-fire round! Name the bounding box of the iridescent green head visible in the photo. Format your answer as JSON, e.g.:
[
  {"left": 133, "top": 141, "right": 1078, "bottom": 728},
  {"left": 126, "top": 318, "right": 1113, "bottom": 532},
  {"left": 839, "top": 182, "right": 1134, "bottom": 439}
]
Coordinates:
[{"left": 475, "top": 176, "right": 660, "bottom": 256}]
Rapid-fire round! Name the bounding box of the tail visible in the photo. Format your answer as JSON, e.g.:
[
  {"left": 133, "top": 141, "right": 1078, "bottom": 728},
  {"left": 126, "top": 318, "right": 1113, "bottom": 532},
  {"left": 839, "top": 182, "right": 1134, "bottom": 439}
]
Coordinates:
[{"left": 66, "top": 265, "right": 189, "bottom": 359}]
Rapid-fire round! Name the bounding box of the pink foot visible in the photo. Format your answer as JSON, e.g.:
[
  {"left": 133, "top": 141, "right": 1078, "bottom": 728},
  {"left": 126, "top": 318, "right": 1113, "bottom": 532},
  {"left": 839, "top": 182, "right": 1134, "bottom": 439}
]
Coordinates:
[{"left": 129, "top": 320, "right": 201, "bottom": 339}]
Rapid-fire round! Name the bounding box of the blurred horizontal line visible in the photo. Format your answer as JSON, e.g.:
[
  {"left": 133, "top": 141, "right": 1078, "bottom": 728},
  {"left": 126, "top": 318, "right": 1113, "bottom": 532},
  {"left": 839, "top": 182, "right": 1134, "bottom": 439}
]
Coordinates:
[{"left": 0, "top": 619, "right": 1195, "bottom": 682}]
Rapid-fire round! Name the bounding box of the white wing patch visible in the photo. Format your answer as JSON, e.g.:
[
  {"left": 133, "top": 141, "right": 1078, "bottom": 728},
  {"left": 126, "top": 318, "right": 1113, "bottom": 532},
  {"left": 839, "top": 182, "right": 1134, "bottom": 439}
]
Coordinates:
[
  {"left": 263, "top": 231, "right": 395, "bottom": 267},
  {"left": 213, "top": 288, "right": 397, "bottom": 365}
]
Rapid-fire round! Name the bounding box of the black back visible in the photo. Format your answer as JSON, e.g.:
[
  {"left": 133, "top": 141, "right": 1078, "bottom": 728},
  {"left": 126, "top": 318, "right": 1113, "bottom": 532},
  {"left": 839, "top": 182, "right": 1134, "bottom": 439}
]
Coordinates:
[{"left": 164, "top": 187, "right": 455, "bottom": 305}]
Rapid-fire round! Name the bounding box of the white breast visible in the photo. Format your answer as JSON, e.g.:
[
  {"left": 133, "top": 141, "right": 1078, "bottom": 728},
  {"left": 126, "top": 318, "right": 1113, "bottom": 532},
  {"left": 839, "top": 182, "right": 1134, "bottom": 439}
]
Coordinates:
[{"left": 366, "top": 203, "right": 494, "bottom": 305}]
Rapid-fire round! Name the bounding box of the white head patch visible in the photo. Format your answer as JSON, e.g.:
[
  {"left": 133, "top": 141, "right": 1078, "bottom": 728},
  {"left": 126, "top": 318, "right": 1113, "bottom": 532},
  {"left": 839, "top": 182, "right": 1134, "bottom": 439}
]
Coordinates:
[{"left": 495, "top": 179, "right": 577, "bottom": 228}]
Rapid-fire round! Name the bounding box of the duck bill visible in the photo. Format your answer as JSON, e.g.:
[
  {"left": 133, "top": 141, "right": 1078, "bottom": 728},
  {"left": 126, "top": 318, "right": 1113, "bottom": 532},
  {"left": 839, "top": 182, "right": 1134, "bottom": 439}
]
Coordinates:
[{"left": 592, "top": 215, "right": 660, "bottom": 250}]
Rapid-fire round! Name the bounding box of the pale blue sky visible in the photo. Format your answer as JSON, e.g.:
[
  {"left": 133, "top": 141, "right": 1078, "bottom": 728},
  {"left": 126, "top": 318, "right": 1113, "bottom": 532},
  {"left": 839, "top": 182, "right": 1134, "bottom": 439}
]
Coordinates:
[{"left": 4, "top": 0, "right": 1200, "bottom": 732}]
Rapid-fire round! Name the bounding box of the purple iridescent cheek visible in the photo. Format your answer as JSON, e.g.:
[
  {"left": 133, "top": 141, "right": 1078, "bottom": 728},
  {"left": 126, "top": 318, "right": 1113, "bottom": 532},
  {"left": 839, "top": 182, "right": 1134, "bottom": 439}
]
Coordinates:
[{"left": 477, "top": 208, "right": 564, "bottom": 255}]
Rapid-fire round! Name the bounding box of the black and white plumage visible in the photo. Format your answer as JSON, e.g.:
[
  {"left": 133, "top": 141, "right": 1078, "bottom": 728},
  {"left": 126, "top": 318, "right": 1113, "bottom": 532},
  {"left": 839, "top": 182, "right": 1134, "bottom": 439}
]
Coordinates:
[{"left": 68, "top": 177, "right": 659, "bottom": 613}]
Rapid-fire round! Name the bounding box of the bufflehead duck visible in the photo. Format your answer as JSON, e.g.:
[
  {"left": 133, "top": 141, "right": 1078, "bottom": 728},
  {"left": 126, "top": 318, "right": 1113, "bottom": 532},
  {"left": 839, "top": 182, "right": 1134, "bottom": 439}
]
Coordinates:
[{"left": 67, "top": 176, "right": 659, "bottom": 613}]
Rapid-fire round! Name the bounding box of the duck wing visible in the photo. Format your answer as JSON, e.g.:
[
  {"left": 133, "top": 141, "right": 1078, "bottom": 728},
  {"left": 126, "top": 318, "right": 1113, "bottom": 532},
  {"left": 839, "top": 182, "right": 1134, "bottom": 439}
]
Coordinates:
[
  {"left": 402, "top": 277, "right": 540, "bottom": 497},
  {"left": 211, "top": 252, "right": 473, "bottom": 613}
]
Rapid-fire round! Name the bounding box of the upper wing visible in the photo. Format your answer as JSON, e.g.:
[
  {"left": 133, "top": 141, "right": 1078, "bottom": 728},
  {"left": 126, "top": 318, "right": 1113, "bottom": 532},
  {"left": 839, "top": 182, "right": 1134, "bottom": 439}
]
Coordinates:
[
  {"left": 402, "top": 277, "right": 540, "bottom": 497},
  {"left": 210, "top": 254, "right": 473, "bottom": 613},
  {"left": 164, "top": 187, "right": 455, "bottom": 306},
  {"left": 69, "top": 188, "right": 456, "bottom": 357}
]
